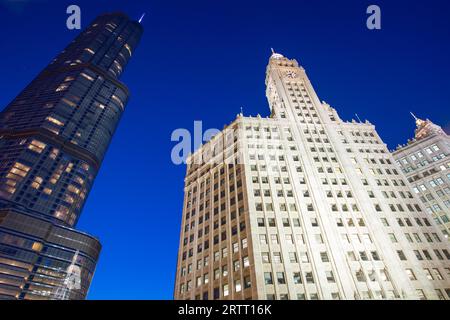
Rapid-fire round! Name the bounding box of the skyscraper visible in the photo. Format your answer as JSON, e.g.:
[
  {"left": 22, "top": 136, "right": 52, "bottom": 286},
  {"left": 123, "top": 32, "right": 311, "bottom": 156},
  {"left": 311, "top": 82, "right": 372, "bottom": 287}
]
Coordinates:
[
  {"left": 393, "top": 115, "right": 450, "bottom": 238},
  {"left": 174, "top": 51, "right": 450, "bottom": 300},
  {"left": 0, "top": 12, "right": 142, "bottom": 300}
]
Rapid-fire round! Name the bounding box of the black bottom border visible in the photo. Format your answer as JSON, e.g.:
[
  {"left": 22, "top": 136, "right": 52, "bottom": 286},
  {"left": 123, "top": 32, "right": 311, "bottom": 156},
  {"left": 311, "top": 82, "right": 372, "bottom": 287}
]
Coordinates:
[{"left": 0, "top": 300, "right": 444, "bottom": 319}]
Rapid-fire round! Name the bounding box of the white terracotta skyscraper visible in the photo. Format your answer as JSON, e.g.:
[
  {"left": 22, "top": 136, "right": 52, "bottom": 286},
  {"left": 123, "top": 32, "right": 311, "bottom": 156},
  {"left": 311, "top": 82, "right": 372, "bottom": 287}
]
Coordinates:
[
  {"left": 393, "top": 115, "right": 450, "bottom": 238},
  {"left": 174, "top": 52, "right": 450, "bottom": 300}
]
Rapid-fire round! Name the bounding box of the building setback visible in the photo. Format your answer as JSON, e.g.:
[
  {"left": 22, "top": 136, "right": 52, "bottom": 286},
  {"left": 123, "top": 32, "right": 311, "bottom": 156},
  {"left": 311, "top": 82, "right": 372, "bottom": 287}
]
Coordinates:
[
  {"left": 174, "top": 51, "right": 450, "bottom": 300},
  {"left": 0, "top": 12, "right": 142, "bottom": 299},
  {"left": 393, "top": 116, "right": 450, "bottom": 238}
]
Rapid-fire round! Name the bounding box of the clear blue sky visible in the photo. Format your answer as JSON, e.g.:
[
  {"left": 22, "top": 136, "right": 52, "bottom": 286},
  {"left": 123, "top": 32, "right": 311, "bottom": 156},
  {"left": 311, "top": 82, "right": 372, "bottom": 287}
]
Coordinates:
[{"left": 0, "top": 0, "right": 449, "bottom": 299}]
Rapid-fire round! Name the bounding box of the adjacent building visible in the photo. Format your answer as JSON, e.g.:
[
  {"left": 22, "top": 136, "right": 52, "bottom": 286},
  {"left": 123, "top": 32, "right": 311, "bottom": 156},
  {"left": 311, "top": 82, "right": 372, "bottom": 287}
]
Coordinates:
[
  {"left": 174, "top": 51, "right": 450, "bottom": 300},
  {"left": 393, "top": 115, "right": 450, "bottom": 238},
  {"left": 0, "top": 12, "right": 143, "bottom": 299}
]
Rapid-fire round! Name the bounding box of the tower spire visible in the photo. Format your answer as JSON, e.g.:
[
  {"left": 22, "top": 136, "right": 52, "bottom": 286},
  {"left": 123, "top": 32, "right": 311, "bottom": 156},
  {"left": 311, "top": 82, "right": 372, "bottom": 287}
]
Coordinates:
[
  {"left": 269, "top": 48, "right": 284, "bottom": 59},
  {"left": 410, "top": 111, "right": 418, "bottom": 122},
  {"left": 138, "top": 13, "right": 146, "bottom": 24}
]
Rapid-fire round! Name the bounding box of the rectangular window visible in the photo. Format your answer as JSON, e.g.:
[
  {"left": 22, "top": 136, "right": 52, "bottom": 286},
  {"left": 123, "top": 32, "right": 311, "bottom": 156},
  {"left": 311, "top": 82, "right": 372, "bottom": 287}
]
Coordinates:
[{"left": 264, "top": 272, "right": 273, "bottom": 285}]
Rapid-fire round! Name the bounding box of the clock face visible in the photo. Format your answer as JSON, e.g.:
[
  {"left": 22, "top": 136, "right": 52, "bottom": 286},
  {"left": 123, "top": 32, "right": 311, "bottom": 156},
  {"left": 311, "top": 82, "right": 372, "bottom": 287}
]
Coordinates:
[{"left": 284, "top": 70, "right": 298, "bottom": 79}]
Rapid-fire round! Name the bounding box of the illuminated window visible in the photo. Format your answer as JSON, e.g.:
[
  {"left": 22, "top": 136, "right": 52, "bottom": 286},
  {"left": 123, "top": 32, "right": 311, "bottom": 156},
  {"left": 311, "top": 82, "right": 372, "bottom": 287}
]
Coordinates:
[
  {"left": 46, "top": 127, "right": 60, "bottom": 135},
  {"left": 9, "top": 162, "right": 30, "bottom": 178},
  {"left": 95, "top": 102, "right": 106, "bottom": 109},
  {"left": 111, "top": 95, "right": 124, "bottom": 110},
  {"left": 31, "top": 176, "right": 43, "bottom": 189},
  {"left": 55, "top": 206, "right": 69, "bottom": 220},
  {"left": 124, "top": 43, "right": 132, "bottom": 56},
  {"left": 223, "top": 284, "right": 229, "bottom": 297},
  {"left": 49, "top": 148, "right": 60, "bottom": 159},
  {"left": 113, "top": 60, "right": 123, "bottom": 73},
  {"left": 55, "top": 83, "right": 69, "bottom": 92},
  {"left": 65, "top": 163, "right": 74, "bottom": 173},
  {"left": 234, "top": 280, "right": 241, "bottom": 292},
  {"left": 74, "top": 176, "right": 84, "bottom": 185},
  {"left": 32, "top": 242, "right": 43, "bottom": 252},
  {"left": 28, "top": 140, "right": 46, "bottom": 153},
  {"left": 68, "top": 185, "right": 80, "bottom": 195},
  {"left": 46, "top": 116, "right": 64, "bottom": 126},
  {"left": 84, "top": 48, "right": 95, "bottom": 54},
  {"left": 81, "top": 72, "right": 95, "bottom": 81}
]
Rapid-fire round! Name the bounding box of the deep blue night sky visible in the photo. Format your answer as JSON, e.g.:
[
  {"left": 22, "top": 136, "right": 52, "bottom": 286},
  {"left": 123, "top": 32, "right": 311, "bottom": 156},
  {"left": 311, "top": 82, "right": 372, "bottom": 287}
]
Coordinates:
[{"left": 0, "top": 0, "right": 449, "bottom": 299}]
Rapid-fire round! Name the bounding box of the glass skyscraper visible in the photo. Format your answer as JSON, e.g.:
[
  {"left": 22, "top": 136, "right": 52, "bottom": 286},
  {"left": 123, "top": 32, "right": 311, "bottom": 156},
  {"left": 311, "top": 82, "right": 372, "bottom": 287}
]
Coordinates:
[{"left": 0, "top": 12, "right": 142, "bottom": 300}]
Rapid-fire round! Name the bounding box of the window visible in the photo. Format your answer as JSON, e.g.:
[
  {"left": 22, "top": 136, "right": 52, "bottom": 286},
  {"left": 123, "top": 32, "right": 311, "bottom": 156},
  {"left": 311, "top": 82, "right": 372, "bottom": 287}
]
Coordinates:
[
  {"left": 235, "top": 280, "right": 241, "bottom": 292},
  {"left": 264, "top": 272, "right": 273, "bottom": 285},
  {"left": 300, "top": 252, "right": 309, "bottom": 263},
  {"left": 389, "top": 233, "right": 397, "bottom": 243},
  {"left": 272, "top": 252, "right": 282, "bottom": 263},
  {"left": 360, "top": 251, "right": 368, "bottom": 261},
  {"left": 305, "top": 272, "right": 314, "bottom": 284},
  {"left": 315, "top": 234, "right": 323, "bottom": 244},
  {"left": 432, "top": 268, "right": 443, "bottom": 280},
  {"left": 435, "top": 289, "right": 445, "bottom": 300},
  {"left": 414, "top": 250, "right": 423, "bottom": 261},
  {"left": 241, "top": 238, "right": 248, "bottom": 249},
  {"left": 331, "top": 292, "right": 340, "bottom": 300},
  {"left": 55, "top": 83, "right": 69, "bottom": 92},
  {"left": 244, "top": 276, "right": 251, "bottom": 289},
  {"left": 243, "top": 256, "right": 250, "bottom": 268},
  {"left": 380, "top": 269, "right": 389, "bottom": 281},
  {"left": 222, "top": 265, "right": 228, "bottom": 277},
  {"left": 259, "top": 234, "right": 267, "bottom": 244},
  {"left": 28, "top": 140, "right": 46, "bottom": 153},
  {"left": 223, "top": 284, "right": 229, "bottom": 297},
  {"left": 289, "top": 252, "right": 297, "bottom": 263},
  {"left": 293, "top": 272, "right": 302, "bottom": 284},
  {"left": 277, "top": 272, "right": 286, "bottom": 284},
  {"left": 271, "top": 234, "right": 279, "bottom": 244},
  {"left": 406, "top": 269, "right": 416, "bottom": 280},
  {"left": 416, "top": 289, "right": 426, "bottom": 300},
  {"left": 286, "top": 234, "right": 294, "bottom": 244},
  {"left": 46, "top": 116, "right": 65, "bottom": 128},
  {"left": 326, "top": 270, "right": 335, "bottom": 283},
  {"left": 356, "top": 269, "right": 365, "bottom": 282}
]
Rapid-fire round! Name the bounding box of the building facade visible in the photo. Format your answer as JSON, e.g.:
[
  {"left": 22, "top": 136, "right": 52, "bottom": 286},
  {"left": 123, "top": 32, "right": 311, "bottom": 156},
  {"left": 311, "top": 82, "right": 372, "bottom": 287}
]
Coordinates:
[
  {"left": 0, "top": 13, "right": 142, "bottom": 299},
  {"left": 174, "top": 51, "right": 450, "bottom": 300},
  {"left": 393, "top": 116, "right": 450, "bottom": 238}
]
